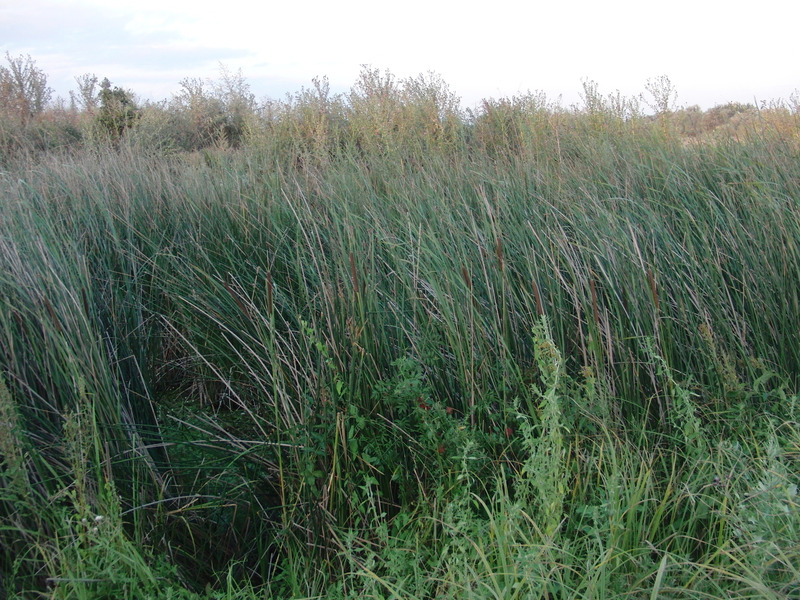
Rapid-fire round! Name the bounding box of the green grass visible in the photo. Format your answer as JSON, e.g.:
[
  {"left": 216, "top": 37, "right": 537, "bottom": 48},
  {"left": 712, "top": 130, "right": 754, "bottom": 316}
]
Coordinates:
[{"left": 1, "top": 82, "right": 799, "bottom": 598}]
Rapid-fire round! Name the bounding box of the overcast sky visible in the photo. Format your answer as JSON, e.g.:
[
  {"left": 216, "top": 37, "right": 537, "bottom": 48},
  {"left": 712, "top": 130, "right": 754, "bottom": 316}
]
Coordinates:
[{"left": 2, "top": 0, "right": 798, "bottom": 112}]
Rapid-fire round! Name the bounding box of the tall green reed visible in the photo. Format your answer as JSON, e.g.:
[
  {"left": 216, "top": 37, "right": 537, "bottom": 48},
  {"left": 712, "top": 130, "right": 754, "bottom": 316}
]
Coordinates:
[{"left": 1, "top": 88, "right": 799, "bottom": 596}]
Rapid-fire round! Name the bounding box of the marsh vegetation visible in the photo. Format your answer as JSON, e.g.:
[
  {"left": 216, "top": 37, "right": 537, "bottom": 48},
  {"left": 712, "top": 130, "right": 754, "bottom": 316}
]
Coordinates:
[{"left": 1, "top": 61, "right": 800, "bottom": 598}]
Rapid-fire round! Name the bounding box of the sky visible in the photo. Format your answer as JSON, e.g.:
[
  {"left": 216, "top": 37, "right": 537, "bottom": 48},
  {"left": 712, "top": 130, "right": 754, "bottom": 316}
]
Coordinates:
[{"left": 1, "top": 0, "right": 799, "bottom": 113}]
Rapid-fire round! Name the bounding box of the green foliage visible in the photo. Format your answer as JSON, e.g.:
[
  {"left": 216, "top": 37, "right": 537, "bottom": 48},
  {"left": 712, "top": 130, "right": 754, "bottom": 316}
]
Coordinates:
[
  {"left": 516, "top": 317, "right": 569, "bottom": 536},
  {"left": 1, "top": 67, "right": 800, "bottom": 599},
  {"left": 0, "top": 52, "right": 52, "bottom": 124},
  {"left": 97, "top": 77, "right": 140, "bottom": 142}
]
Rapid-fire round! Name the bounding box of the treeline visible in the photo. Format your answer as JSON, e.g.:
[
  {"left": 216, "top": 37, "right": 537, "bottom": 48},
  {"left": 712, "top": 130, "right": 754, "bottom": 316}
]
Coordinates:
[{"left": 1, "top": 53, "right": 798, "bottom": 164}]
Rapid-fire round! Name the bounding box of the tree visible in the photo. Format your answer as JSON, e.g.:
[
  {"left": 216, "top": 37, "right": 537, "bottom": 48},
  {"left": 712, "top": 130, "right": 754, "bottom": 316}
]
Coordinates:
[
  {"left": 70, "top": 73, "right": 100, "bottom": 114},
  {"left": 212, "top": 64, "right": 256, "bottom": 146},
  {"left": 171, "top": 77, "right": 226, "bottom": 148},
  {"left": 97, "top": 78, "right": 139, "bottom": 142},
  {"left": 0, "top": 52, "right": 52, "bottom": 124},
  {"left": 642, "top": 75, "right": 678, "bottom": 117}
]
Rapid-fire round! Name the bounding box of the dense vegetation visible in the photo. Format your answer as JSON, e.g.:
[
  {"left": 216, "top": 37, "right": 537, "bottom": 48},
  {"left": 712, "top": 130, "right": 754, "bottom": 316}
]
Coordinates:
[{"left": 1, "top": 58, "right": 800, "bottom": 598}]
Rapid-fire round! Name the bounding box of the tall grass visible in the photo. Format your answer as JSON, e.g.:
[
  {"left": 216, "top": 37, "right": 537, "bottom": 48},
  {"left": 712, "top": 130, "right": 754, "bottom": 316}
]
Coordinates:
[{"left": 1, "top": 80, "right": 799, "bottom": 598}]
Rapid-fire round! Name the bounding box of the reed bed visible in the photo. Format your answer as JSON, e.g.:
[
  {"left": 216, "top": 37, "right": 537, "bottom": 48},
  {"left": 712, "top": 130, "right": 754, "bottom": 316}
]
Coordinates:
[{"left": 1, "top": 89, "right": 799, "bottom": 598}]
